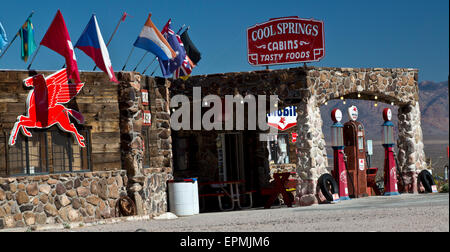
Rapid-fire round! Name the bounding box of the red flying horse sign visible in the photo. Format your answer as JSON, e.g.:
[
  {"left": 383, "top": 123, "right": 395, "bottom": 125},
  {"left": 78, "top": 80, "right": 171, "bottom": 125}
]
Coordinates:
[
  {"left": 247, "top": 16, "right": 325, "bottom": 66},
  {"left": 9, "top": 69, "right": 86, "bottom": 147}
]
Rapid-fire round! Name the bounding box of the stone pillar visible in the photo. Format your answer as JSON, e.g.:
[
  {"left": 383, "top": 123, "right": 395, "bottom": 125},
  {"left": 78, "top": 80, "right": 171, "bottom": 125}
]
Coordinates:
[
  {"left": 397, "top": 102, "right": 427, "bottom": 193},
  {"left": 118, "top": 72, "right": 146, "bottom": 215},
  {"left": 296, "top": 94, "right": 329, "bottom": 206}
]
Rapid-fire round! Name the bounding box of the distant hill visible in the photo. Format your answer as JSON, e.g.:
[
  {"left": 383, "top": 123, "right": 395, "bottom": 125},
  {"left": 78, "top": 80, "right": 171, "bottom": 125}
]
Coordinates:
[{"left": 320, "top": 80, "right": 449, "bottom": 142}]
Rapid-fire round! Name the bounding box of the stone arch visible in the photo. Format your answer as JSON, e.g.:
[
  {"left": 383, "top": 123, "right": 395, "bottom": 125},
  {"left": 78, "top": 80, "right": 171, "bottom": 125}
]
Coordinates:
[{"left": 296, "top": 67, "right": 426, "bottom": 206}]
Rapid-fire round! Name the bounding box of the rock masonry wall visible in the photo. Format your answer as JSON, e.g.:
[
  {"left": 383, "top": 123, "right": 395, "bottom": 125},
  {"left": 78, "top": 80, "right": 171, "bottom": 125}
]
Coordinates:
[
  {"left": 296, "top": 67, "right": 425, "bottom": 205},
  {"left": 118, "top": 72, "right": 173, "bottom": 217},
  {"left": 0, "top": 170, "right": 127, "bottom": 229}
]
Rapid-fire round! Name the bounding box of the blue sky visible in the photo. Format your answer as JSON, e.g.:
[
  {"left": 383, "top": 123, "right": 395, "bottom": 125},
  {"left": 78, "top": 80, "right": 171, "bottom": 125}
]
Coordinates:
[{"left": 0, "top": 0, "right": 448, "bottom": 82}]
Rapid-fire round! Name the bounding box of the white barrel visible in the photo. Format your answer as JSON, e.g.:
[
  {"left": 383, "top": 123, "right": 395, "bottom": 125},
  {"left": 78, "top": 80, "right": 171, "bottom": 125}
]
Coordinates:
[
  {"left": 168, "top": 181, "right": 195, "bottom": 216},
  {"left": 192, "top": 179, "right": 199, "bottom": 215}
]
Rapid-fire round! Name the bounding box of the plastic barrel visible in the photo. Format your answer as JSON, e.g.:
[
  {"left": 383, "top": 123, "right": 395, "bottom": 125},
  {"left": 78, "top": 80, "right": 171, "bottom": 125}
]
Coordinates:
[{"left": 168, "top": 180, "right": 194, "bottom": 216}]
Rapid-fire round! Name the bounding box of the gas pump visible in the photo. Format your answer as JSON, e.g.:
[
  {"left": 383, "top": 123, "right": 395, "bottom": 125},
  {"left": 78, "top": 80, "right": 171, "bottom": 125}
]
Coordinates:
[
  {"left": 382, "top": 108, "right": 400, "bottom": 196},
  {"left": 331, "top": 109, "right": 350, "bottom": 200},
  {"left": 343, "top": 106, "right": 368, "bottom": 198}
]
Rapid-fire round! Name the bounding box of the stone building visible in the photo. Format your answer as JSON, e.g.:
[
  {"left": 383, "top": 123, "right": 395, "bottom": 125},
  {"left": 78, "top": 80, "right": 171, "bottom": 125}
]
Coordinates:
[{"left": 0, "top": 66, "right": 426, "bottom": 229}]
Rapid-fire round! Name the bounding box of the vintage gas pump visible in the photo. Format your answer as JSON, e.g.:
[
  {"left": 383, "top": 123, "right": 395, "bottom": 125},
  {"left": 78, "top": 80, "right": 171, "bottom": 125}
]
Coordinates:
[
  {"left": 382, "top": 108, "right": 400, "bottom": 196},
  {"left": 331, "top": 109, "right": 350, "bottom": 200},
  {"left": 343, "top": 106, "right": 368, "bottom": 198}
]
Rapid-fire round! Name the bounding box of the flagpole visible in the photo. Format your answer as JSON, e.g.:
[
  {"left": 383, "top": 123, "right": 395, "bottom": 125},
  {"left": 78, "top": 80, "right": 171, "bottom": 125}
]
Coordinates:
[
  {"left": 0, "top": 11, "right": 35, "bottom": 60},
  {"left": 93, "top": 12, "right": 128, "bottom": 71},
  {"left": 142, "top": 56, "right": 157, "bottom": 75},
  {"left": 150, "top": 65, "right": 159, "bottom": 76},
  {"left": 122, "top": 46, "right": 135, "bottom": 71},
  {"left": 26, "top": 44, "right": 41, "bottom": 70},
  {"left": 132, "top": 52, "right": 148, "bottom": 71}
]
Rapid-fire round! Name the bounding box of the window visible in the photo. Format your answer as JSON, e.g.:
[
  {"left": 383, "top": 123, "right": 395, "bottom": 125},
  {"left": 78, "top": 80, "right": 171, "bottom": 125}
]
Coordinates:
[
  {"left": 2, "top": 126, "right": 91, "bottom": 176},
  {"left": 267, "top": 133, "right": 290, "bottom": 165}
]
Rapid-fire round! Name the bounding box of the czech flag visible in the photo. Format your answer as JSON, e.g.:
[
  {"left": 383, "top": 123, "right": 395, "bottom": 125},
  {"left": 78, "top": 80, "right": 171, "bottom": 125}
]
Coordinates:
[
  {"left": 75, "top": 15, "right": 118, "bottom": 83},
  {"left": 133, "top": 14, "right": 176, "bottom": 61}
]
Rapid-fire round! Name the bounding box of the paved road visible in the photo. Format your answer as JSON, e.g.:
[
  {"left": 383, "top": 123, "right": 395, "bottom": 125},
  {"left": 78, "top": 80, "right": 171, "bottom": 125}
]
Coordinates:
[{"left": 42, "top": 193, "right": 448, "bottom": 232}]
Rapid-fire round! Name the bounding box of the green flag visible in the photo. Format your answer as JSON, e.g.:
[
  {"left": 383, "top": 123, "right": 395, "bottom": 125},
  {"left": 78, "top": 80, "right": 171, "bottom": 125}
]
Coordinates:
[{"left": 19, "top": 19, "right": 37, "bottom": 62}]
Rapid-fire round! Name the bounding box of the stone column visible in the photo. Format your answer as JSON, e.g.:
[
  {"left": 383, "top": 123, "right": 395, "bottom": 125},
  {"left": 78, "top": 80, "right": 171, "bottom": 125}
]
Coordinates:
[
  {"left": 296, "top": 94, "right": 329, "bottom": 206},
  {"left": 118, "top": 72, "right": 146, "bottom": 215},
  {"left": 397, "top": 102, "right": 427, "bottom": 193}
]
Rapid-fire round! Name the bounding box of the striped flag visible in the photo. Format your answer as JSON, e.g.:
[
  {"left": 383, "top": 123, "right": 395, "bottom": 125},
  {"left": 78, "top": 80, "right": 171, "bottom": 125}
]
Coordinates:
[
  {"left": 75, "top": 15, "right": 118, "bottom": 83},
  {"left": 133, "top": 14, "right": 176, "bottom": 61}
]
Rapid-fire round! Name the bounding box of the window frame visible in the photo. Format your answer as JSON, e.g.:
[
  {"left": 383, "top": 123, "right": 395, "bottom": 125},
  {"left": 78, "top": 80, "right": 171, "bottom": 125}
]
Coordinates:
[{"left": 2, "top": 126, "right": 92, "bottom": 177}]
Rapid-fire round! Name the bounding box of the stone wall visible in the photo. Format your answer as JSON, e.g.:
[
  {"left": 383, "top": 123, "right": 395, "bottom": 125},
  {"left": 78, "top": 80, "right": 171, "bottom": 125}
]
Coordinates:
[
  {"left": 296, "top": 67, "right": 425, "bottom": 205},
  {"left": 0, "top": 70, "right": 174, "bottom": 229},
  {"left": 172, "top": 66, "right": 425, "bottom": 206},
  {"left": 0, "top": 170, "right": 127, "bottom": 229},
  {"left": 118, "top": 72, "right": 173, "bottom": 217}
]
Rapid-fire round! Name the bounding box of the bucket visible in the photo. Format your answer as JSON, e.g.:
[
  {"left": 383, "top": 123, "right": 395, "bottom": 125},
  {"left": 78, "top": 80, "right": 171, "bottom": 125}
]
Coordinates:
[{"left": 168, "top": 178, "right": 199, "bottom": 216}]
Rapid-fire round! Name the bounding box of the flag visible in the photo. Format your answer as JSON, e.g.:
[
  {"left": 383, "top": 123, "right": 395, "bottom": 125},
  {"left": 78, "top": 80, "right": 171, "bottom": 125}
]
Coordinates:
[
  {"left": 121, "top": 12, "right": 129, "bottom": 22},
  {"left": 133, "top": 14, "right": 176, "bottom": 61},
  {"left": 0, "top": 22, "right": 7, "bottom": 54},
  {"left": 40, "top": 10, "right": 80, "bottom": 83},
  {"left": 180, "top": 30, "right": 201, "bottom": 65},
  {"left": 75, "top": 15, "right": 118, "bottom": 83},
  {"left": 158, "top": 19, "right": 186, "bottom": 77},
  {"left": 19, "top": 18, "right": 37, "bottom": 62},
  {"left": 174, "top": 55, "right": 193, "bottom": 80}
]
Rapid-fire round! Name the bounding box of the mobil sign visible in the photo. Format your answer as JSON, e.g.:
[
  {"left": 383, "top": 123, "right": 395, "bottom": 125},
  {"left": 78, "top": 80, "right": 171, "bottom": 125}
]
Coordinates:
[
  {"left": 247, "top": 16, "right": 325, "bottom": 66},
  {"left": 267, "top": 106, "right": 297, "bottom": 131}
]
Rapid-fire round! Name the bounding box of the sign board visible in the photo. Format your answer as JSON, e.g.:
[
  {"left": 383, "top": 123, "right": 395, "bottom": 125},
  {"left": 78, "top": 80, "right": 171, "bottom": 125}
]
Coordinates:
[
  {"left": 8, "top": 69, "right": 86, "bottom": 147},
  {"left": 143, "top": 110, "right": 151, "bottom": 126},
  {"left": 141, "top": 89, "right": 149, "bottom": 105},
  {"left": 247, "top": 16, "right": 325, "bottom": 66},
  {"left": 359, "top": 159, "right": 365, "bottom": 171},
  {"left": 267, "top": 106, "right": 297, "bottom": 131}
]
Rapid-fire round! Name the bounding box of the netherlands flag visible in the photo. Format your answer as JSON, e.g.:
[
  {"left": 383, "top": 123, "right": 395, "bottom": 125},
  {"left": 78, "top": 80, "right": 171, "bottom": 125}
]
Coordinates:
[
  {"left": 134, "top": 14, "right": 176, "bottom": 61},
  {"left": 75, "top": 15, "right": 118, "bottom": 83}
]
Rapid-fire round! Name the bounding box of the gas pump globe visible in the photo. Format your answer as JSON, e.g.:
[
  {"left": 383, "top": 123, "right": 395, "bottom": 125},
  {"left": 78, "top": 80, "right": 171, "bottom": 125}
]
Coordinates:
[
  {"left": 331, "top": 115, "right": 344, "bottom": 147},
  {"left": 331, "top": 109, "right": 350, "bottom": 200},
  {"left": 382, "top": 108, "right": 400, "bottom": 196}
]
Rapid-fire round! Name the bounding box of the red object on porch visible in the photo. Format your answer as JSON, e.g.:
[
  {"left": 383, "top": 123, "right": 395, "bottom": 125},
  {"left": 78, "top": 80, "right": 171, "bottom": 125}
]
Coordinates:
[
  {"left": 366, "top": 167, "right": 381, "bottom": 196},
  {"left": 260, "top": 172, "right": 296, "bottom": 209}
]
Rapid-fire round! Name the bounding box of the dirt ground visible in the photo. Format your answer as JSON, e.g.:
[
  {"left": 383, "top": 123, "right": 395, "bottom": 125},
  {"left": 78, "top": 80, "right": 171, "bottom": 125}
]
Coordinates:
[{"left": 33, "top": 193, "right": 448, "bottom": 232}]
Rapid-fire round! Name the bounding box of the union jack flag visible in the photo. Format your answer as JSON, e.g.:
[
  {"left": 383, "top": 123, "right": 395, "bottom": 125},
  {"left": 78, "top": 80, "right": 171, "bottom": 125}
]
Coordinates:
[{"left": 174, "top": 34, "right": 194, "bottom": 79}]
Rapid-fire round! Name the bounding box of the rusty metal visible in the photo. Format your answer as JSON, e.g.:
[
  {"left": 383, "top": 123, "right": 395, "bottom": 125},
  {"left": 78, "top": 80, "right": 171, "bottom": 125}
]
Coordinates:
[
  {"left": 115, "top": 195, "right": 137, "bottom": 217},
  {"left": 343, "top": 121, "right": 368, "bottom": 198}
]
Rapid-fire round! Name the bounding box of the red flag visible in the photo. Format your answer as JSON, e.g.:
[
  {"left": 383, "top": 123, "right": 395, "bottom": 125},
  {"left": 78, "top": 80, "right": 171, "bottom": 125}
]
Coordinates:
[
  {"left": 40, "top": 10, "right": 80, "bottom": 83},
  {"left": 121, "top": 12, "right": 129, "bottom": 22}
]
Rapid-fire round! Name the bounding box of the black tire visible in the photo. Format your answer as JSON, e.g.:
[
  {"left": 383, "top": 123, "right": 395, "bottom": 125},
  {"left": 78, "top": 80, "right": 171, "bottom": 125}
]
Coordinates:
[
  {"left": 418, "top": 170, "right": 435, "bottom": 193},
  {"left": 318, "top": 174, "right": 339, "bottom": 202}
]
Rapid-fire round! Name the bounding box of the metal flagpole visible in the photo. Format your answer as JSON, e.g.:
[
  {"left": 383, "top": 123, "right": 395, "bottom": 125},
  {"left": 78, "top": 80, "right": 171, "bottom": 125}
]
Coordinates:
[
  {"left": 150, "top": 65, "right": 159, "bottom": 76},
  {"left": 142, "top": 56, "right": 157, "bottom": 75},
  {"left": 93, "top": 12, "right": 128, "bottom": 71},
  {"left": 121, "top": 46, "right": 135, "bottom": 71},
  {"left": 0, "top": 11, "right": 35, "bottom": 60},
  {"left": 132, "top": 52, "right": 148, "bottom": 71},
  {"left": 26, "top": 44, "right": 41, "bottom": 69}
]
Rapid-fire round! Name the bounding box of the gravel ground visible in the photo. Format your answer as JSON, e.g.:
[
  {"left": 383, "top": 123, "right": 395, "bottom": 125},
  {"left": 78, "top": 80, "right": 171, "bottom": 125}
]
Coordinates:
[{"left": 37, "top": 193, "right": 448, "bottom": 232}]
